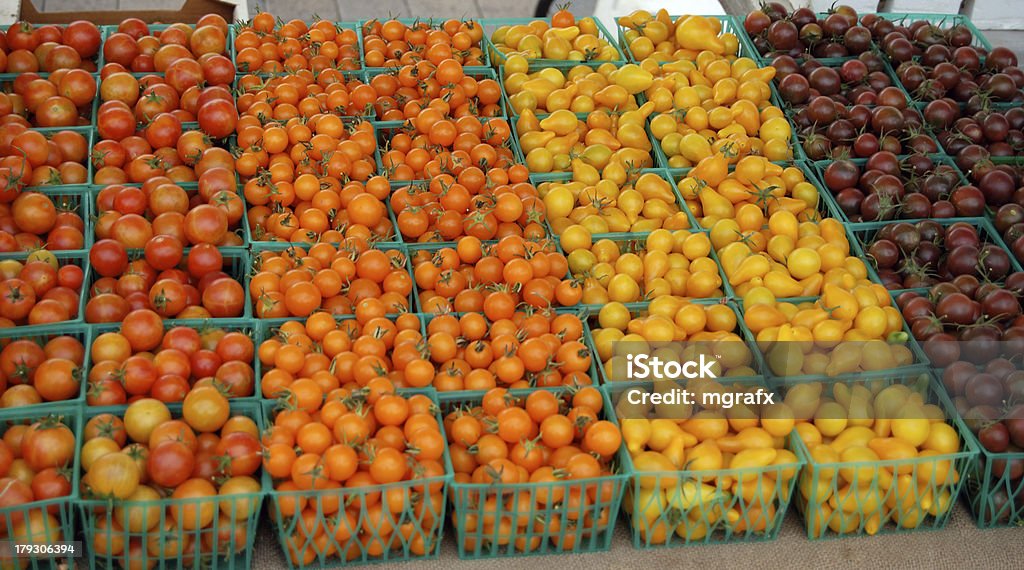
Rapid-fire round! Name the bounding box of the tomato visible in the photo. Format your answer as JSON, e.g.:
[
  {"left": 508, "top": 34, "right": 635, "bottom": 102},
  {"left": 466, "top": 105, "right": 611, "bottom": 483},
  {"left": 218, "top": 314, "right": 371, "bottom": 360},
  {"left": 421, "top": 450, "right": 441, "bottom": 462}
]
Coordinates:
[
  {"left": 148, "top": 441, "right": 196, "bottom": 488},
  {"left": 32, "top": 357, "right": 80, "bottom": 401},
  {"left": 183, "top": 386, "right": 230, "bottom": 433},
  {"left": 202, "top": 278, "right": 244, "bottom": 317},
  {"left": 217, "top": 475, "right": 260, "bottom": 520},
  {"left": 86, "top": 452, "right": 140, "bottom": 499},
  {"left": 0, "top": 477, "right": 33, "bottom": 524},
  {"left": 21, "top": 418, "right": 75, "bottom": 470},
  {"left": 123, "top": 398, "right": 171, "bottom": 444},
  {"left": 89, "top": 239, "right": 128, "bottom": 278},
  {"left": 214, "top": 431, "right": 261, "bottom": 477}
]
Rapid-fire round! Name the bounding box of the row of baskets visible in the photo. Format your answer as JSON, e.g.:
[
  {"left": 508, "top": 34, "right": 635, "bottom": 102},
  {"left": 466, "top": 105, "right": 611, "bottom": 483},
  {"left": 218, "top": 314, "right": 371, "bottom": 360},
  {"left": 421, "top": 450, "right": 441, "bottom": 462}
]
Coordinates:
[{"left": 6, "top": 369, "right": 1018, "bottom": 570}]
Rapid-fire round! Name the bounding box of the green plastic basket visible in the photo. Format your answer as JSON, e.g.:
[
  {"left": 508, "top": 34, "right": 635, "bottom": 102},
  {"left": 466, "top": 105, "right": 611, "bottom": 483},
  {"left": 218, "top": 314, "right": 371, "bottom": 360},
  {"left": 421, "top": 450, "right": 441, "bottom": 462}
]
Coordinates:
[
  {"left": 480, "top": 17, "right": 627, "bottom": 69},
  {"left": 358, "top": 18, "right": 487, "bottom": 71},
  {"left": 0, "top": 404, "right": 82, "bottom": 570},
  {"left": 233, "top": 19, "right": 360, "bottom": 72},
  {"left": 603, "top": 379, "right": 803, "bottom": 547},
  {"left": 870, "top": 13, "right": 992, "bottom": 54},
  {"left": 587, "top": 300, "right": 763, "bottom": 387},
  {"left": 807, "top": 156, "right": 968, "bottom": 225},
  {"left": 11, "top": 127, "right": 95, "bottom": 192},
  {"left": 963, "top": 437, "right": 1024, "bottom": 528},
  {"left": 498, "top": 62, "right": 641, "bottom": 119},
  {"left": 83, "top": 246, "right": 252, "bottom": 323},
  {"left": 263, "top": 390, "right": 452, "bottom": 568},
  {"left": 0, "top": 249, "right": 88, "bottom": 332},
  {"left": 0, "top": 323, "right": 90, "bottom": 415},
  {"left": 248, "top": 242, "right": 415, "bottom": 319},
  {"left": 781, "top": 373, "right": 978, "bottom": 539},
  {"left": 78, "top": 400, "right": 264, "bottom": 570},
  {"left": 87, "top": 318, "right": 257, "bottom": 402},
  {"left": 847, "top": 216, "right": 1024, "bottom": 296},
  {"left": 438, "top": 387, "right": 627, "bottom": 558},
  {"left": 616, "top": 14, "right": 757, "bottom": 65}
]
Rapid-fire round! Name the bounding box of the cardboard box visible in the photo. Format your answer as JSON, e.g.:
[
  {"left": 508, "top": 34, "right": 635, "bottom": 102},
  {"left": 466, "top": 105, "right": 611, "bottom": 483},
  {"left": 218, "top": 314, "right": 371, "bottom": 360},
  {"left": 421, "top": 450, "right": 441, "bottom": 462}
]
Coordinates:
[{"left": 1, "top": 0, "right": 248, "bottom": 25}]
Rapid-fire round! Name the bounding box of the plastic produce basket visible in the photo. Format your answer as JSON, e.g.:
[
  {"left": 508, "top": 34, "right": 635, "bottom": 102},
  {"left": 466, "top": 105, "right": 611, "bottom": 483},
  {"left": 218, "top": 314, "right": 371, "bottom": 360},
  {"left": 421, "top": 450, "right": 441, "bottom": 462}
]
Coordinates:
[
  {"left": 358, "top": 18, "right": 487, "bottom": 71},
  {"left": 869, "top": 13, "right": 992, "bottom": 53},
  {"left": 533, "top": 167, "right": 698, "bottom": 237},
  {"left": 78, "top": 400, "right": 264, "bottom": 570},
  {"left": 604, "top": 379, "right": 802, "bottom": 547},
  {"left": 782, "top": 372, "right": 978, "bottom": 539},
  {"left": 11, "top": 126, "right": 94, "bottom": 191},
  {"left": 0, "top": 323, "right": 90, "bottom": 415},
  {"left": 964, "top": 439, "right": 1024, "bottom": 528},
  {"left": 0, "top": 250, "right": 89, "bottom": 332},
  {"left": 87, "top": 318, "right": 257, "bottom": 401},
  {"left": 0, "top": 404, "right": 82, "bottom": 570},
  {"left": 847, "top": 216, "right": 1024, "bottom": 296},
  {"left": 248, "top": 241, "right": 415, "bottom": 319},
  {"left": 616, "top": 14, "right": 757, "bottom": 64},
  {"left": 807, "top": 156, "right": 968, "bottom": 225},
  {"left": 263, "top": 390, "right": 452, "bottom": 568},
  {"left": 480, "top": 17, "right": 627, "bottom": 68},
  {"left": 83, "top": 246, "right": 252, "bottom": 322},
  {"left": 439, "top": 387, "right": 627, "bottom": 558},
  {"left": 498, "top": 62, "right": 640, "bottom": 119},
  {"left": 587, "top": 300, "right": 763, "bottom": 386}
]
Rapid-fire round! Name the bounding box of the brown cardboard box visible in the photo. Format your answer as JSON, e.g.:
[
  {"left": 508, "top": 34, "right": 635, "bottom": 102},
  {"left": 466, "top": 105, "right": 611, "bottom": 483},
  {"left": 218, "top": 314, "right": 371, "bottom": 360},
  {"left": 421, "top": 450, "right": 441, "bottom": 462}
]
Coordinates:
[{"left": 15, "top": 0, "right": 244, "bottom": 24}]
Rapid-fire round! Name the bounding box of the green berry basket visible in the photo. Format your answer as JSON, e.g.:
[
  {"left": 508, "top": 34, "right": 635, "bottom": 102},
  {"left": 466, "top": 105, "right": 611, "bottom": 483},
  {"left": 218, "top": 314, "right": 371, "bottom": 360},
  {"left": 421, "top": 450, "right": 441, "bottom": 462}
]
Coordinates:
[
  {"left": 82, "top": 245, "right": 252, "bottom": 323},
  {"left": 86, "top": 318, "right": 258, "bottom": 403},
  {"left": 357, "top": 18, "right": 489, "bottom": 72},
  {"left": 263, "top": 389, "right": 452, "bottom": 568},
  {"left": 247, "top": 241, "right": 414, "bottom": 320},
  {"left": 438, "top": 387, "right": 628, "bottom": 558},
  {"left": 779, "top": 371, "right": 978, "bottom": 539},
  {"left": 615, "top": 14, "right": 758, "bottom": 65},
  {"left": 77, "top": 400, "right": 265, "bottom": 570},
  {"left": 603, "top": 379, "right": 803, "bottom": 548},
  {"left": 963, "top": 438, "right": 1024, "bottom": 528},
  {"left": 480, "top": 17, "right": 627, "bottom": 69},
  {"left": 0, "top": 404, "right": 83, "bottom": 570},
  {"left": 0, "top": 323, "right": 90, "bottom": 417}
]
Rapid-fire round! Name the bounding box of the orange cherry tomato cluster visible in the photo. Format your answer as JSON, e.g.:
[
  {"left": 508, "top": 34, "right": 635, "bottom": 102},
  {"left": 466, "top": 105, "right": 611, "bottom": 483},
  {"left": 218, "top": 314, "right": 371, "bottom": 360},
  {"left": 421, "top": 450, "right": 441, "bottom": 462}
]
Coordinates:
[
  {"left": 82, "top": 398, "right": 262, "bottom": 564},
  {"left": 234, "top": 15, "right": 360, "bottom": 74},
  {"left": 86, "top": 243, "right": 246, "bottom": 322},
  {"left": 390, "top": 169, "right": 545, "bottom": 243},
  {"left": 86, "top": 317, "right": 254, "bottom": 405},
  {"left": 0, "top": 20, "right": 102, "bottom": 73},
  {"left": 381, "top": 116, "right": 516, "bottom": 183},
  {"left": 0, "top": 331, "right": 85, "bottom": 407},
  {"left": 94, "top": 176, "right": 244, "bottom": 251},
  {"left": 250, "top": 244, "right": 412, "bottom": 319},
  {"left": 367, "top": 61, "right": 503, "bottom": 121},
  {"left": 247, "top": 175, "right": 395, "bottom": 244},
  {"left": 0, "top": 256, "right": 83, "bottom": 328},
  {"left": 411, "top": 235, "right": 580, "bottom": 313},
  {"left": 0, "top": 126, "right": 89, "bottom": 193},
  {"left": 0, "top": 69, "right": 96, "bottom": 128},
  {"left": 361, "top": 18, "right": 486, "bottom": 69},
  {"left": 0, "top": 413, "right": 77, "bottom": 541},
  {"left": 423, "top": 309, "right": 593, "bottom": 391},
  {"left": 263, "top": 387, "right": 447, "bottom": 566},
  {"left": 236, "top": 117, "right": 378, "bottom": 204},
  {"left": 236, "top": 71, "right": 378, "bottom": 122},
  {"left": 445, "top": 387, "right": 621, "bottom": 551}
]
